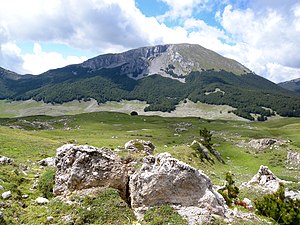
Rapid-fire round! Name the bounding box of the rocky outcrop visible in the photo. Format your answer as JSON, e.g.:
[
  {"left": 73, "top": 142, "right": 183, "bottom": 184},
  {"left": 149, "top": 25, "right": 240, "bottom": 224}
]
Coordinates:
[
  {"left": 287, "top": 150, "right": 300, "bottom": 166},
  {"left": 53, "top": 144, "right": 130, "bottom": 199},
  {"left": 129, "top": 153, "right": 227, "bottom": 224},
  {"left": 248, "top": 138, "right": 284, "bottom": 150},
  {"left": 124, "top": 139, "right": 155, "bottom": 155},
  {"left": 246, "top": 165, "right": 283, "bottom": 192},
  {"left": 0, "top": 155, "right": 13, "bottom": 165}
]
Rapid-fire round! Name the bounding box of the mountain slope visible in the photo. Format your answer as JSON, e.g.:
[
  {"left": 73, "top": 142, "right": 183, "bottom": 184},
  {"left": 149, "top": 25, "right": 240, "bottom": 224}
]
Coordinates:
[
  {"left": 278, "top": 78, "right": 300, "bottom": 93},
  {"left": 81, "top": 43, "right": 250, "bottom": 81},
  {"left": 0, "top": 43, "right": 300, "bottom": 120}
]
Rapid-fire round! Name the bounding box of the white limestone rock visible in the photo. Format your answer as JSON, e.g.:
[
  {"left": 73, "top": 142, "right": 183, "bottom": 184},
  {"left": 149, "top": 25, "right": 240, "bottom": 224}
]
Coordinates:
[
  {"left": 2, "top": 191, "right": 11, "bottom": 199},
  {"left": 53, "top": 144, "right": 130, "bottom": 199},
  {"left": 124, "top": 139, "right": 155, "bottom": 155},
  {"left": 35, "top": 197, "right": 49, "bottom": 204},
  {"left": 129, "top": 152, "right": 227, "bottom": 224}
]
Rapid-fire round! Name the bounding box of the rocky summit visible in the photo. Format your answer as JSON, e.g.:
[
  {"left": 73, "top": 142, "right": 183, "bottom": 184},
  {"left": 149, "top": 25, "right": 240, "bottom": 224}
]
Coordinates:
[{"left": 82, "top": 43, "right": 250, "bottom": 81}]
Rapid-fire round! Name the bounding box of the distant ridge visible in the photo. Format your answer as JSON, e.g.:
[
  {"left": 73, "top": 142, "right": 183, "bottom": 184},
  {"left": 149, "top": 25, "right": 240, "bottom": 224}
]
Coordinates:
[
  {"left": 278, "top": 78, "right": 300, "bottom": 93},
  {"left": 0, "top": 43, "right": 300, "bottom": 120}
]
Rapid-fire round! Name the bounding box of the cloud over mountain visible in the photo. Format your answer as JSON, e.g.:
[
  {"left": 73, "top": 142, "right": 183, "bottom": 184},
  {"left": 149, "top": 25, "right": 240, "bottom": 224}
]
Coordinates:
[{"left": 0, "top": 0, "right": 299, "bottom": 82}]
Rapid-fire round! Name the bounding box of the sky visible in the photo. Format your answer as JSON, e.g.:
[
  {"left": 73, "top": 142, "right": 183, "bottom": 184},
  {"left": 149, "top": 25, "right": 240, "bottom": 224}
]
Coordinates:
[{"left": 0, "top": 0, "right": 300, "bottom": 83}]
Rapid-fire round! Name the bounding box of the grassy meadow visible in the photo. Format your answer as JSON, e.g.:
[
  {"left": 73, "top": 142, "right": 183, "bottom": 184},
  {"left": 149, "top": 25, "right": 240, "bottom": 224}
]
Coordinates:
[{"left": 0, "top": 109, "right": 300, "bottom": 224}]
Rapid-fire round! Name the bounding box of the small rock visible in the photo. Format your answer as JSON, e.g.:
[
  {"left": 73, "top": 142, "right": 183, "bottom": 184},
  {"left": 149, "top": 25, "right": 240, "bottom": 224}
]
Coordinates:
[
  {"left": 243, "top": 198, "right": 253, "bottom": 209},
  {"left": 125, "top": 139, "right": 155, "bottom": 155},
  {"left": 38, "top": 157, "right": 55, "bottom": 167},
  {"left": 47, "top": 216, "right": 54, "bottom": 221},
  {"left": 62, "top": 215, "right": 73, "bottom": 224},
  {"left": 0, "top": 155, "right": 13, "bottom": 165},
  {"left": 2, "top": 191, "right": 11, "bottom": 199},
  {"left": 35, "top": 197, "right": 49, "bottom": 204},
  {"left": 285, "top": 189, "right": 300, "bottom": 200},
  {"left": 0, "top": 185, "right": 4, "bottom": 190},
  {"left": 22, "top": 194, "right": 29, "bottom": 199}
]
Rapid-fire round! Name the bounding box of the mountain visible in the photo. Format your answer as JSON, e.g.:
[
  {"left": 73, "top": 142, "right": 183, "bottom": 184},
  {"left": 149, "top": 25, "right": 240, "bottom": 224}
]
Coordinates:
[
  {"left": 278, "top": 78, "right": 300, "bottom": 93},
  {"left": 1, "top": 43, "right": 300, "bottom": 120}
]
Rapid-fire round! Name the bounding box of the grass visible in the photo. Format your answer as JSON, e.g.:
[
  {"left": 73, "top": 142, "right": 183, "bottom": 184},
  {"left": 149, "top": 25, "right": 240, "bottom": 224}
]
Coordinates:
[{"left": 0, "top": 111, "right": 299, "bottom": 224}]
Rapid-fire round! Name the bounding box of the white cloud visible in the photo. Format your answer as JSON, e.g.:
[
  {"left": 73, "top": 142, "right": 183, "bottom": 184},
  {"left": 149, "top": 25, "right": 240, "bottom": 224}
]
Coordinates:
[
  {"left": 22, "top": 43, "right": 88, "bottom": 75},
  {"left": 158, "top": 0, "right": 212, "bottom": 21},
  {"left": 266, "top": 63, "right": 300, "bottom": 83},
  {"left": 0, "top": 0, "right": 300, "bottom": 82},
  {"left": 217, "top": 3, "right": 300, "bottom": 82}
]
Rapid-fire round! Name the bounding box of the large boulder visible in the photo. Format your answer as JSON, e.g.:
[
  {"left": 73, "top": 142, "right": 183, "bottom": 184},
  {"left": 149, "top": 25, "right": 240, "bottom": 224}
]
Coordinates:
[
  {"left": 124, "top": 139, "right": 155, "bottom": 155},
  {"left": 129, "top": 153, "right": 227, "bottom": 224},
  {"left": 53, "top": 144, "right": 130, "bottom": 199}
]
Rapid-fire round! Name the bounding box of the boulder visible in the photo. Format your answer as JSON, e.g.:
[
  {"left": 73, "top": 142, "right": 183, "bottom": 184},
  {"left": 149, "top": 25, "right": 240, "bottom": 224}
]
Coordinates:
[
  {"left": 38, "top": 157, "right": 55, "bottom": 167},
  {"left": 129, "top": 153, "right": 227, "bottom": 224},
  {"left": 287, "top": 150, "right": 300, "bottom": 166},
  {"left": 0, "top": 155, "right": 13, "bottom": 165},
  {"left": 124, "top": 139, "right": 155, "bottom": 155},
  {"left": 247, "top": 165, "right": 283, "bottom": 192},
  {"left": 53, "top": 144, "right": 130, "bottom": 200},
  {"left": 285, "top": 189, "right": 300, "bottom": 200},
  {"left": 248, "top": 138, "right": 284, "bottom": 150}
]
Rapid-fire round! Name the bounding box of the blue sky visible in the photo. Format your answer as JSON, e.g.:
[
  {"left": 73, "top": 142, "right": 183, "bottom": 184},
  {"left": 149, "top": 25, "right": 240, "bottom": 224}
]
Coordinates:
[{"left": 0, "top": 0, "right": 300, "bottom": 82}]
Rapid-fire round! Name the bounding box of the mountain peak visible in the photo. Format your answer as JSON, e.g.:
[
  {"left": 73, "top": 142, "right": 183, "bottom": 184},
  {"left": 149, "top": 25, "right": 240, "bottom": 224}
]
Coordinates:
[{"left": 81, "top": 43, "right": 250, "bottom": 82}]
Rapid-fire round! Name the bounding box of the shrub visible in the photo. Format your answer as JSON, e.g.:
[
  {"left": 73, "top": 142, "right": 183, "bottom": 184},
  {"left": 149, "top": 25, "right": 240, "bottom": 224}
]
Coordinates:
[
  {"left": 144, "top": 205, "right": 188, "bottom": 225},
  {"left": 254, "top": 184, "right": 300, "bottom": 224},
  {"left": 218, "top": 172, "right": 239, "bottom": 206},
  {"left": 38, "top": 168, "right": 56, "bottom": 199}
]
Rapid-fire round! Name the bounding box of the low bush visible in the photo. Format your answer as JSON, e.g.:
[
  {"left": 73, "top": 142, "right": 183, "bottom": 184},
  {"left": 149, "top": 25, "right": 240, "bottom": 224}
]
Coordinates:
[
  {"left": 37, "top": 168, "right": 56, "bottom": 199},
  {"left": 254, "top": 184, "right": 300, "bottom": 224}
]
